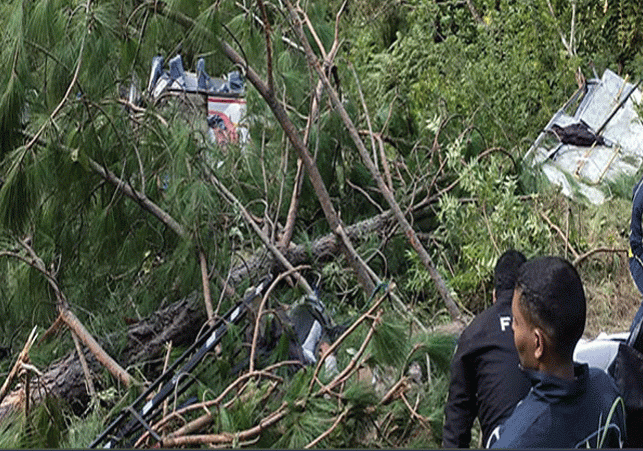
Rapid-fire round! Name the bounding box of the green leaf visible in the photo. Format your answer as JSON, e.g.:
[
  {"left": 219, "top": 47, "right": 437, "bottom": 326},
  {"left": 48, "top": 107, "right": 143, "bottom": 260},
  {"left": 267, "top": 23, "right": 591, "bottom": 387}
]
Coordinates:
[
  {"left": 370, "top": 317, "right": 408, "bottom": 368},
  {"left": 0, "top": 146, "right": 35, "bottom": 233}
]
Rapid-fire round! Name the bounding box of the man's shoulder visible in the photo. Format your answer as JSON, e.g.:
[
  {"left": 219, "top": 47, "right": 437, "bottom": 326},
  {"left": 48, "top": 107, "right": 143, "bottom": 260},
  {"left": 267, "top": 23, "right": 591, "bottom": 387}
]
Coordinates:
[
  {"left": 586, "top": 366, "right": 620, "bottom": 394},
  {"left": 585, "top": 366, "right": 624, "bottom": 412},
  {"left": 489, "top": 395, "right": 551, "bottom": 448},
  {"left": 587, "top": 365, "right": 614, "bottom": 381},
  {"left": 459, "top": 302, "right": 512, "bottom": 341},
  {"left": 580, "top": 367, "right": 627, "bottom": 448}
]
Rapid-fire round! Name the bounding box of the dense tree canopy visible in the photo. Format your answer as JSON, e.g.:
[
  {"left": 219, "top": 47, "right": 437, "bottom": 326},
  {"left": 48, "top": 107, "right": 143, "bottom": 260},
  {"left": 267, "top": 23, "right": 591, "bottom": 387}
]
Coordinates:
[{"left": 0, "top": 0, "right": 640, "bottom": 448}]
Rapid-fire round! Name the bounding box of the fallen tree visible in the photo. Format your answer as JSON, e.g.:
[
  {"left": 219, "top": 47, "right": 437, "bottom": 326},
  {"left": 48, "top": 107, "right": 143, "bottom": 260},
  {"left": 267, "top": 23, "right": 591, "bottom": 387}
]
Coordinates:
[
  {"left": 0, "top": 209, "right": 403, "bottom": 421},
  {"left": 0, "top": 291, "right": 204, "bottom": 420}
]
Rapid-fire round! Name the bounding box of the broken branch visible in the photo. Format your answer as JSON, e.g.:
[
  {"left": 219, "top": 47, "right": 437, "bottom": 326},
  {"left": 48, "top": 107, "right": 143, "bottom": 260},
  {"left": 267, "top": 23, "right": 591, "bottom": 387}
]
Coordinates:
[
  {"left": 573, "top": 247, "right": 628, "bottom": 267},
  {"left": 249, "top": 265, "right": 310, "bottom": 372},
  {"left": 160, "top": 402, "right": 289, "bottom": 447},
  {"left": 284, "top": 1, "right": 461, "bottom": 320},
  {"left": 539, "top": 210, "right": 580, "bottom": 260},
  {"left": 0, "top": 244, "right": 134, "bottom": 388},
  {"left": 0, "top": 326, "right": 38, "bottom": 405},
  {"left": 204, "top": 166, "right": 314, "bottom": 296},
  {"left": 199, "top": 250, "right": 214, "bottom": 323}
]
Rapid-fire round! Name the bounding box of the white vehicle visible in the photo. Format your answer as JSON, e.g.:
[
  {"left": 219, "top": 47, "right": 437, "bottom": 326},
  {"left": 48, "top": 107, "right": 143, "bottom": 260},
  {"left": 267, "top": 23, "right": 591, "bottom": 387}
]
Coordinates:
[
  {"left": 573, "top": 319, "right": 643, "bottom": 448},
  {"left": 574, "top": 331, "right": 629, "bottom": 371},
  {"left": 146, "top": 54, "right": 248, "bottom": 147}
]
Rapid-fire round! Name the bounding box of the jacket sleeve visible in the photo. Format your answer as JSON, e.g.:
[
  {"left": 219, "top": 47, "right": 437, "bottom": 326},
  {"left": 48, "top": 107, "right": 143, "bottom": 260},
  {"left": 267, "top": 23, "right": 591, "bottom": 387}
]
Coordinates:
[
  {"left": 631, "top": 180, "right": 643, "bottom": 259},
  {"left": 442, "top": 336, "right": 477, "bottom": 448}
]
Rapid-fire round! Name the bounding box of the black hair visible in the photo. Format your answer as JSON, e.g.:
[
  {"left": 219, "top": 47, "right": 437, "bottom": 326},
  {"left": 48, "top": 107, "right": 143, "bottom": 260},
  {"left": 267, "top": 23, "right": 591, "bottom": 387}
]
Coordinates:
[
  {"left": 515, "top": 256, "right": 586, "bottom": 360},
  {"left": 494, "top": 249, "right": 527, "bottom": 292}
]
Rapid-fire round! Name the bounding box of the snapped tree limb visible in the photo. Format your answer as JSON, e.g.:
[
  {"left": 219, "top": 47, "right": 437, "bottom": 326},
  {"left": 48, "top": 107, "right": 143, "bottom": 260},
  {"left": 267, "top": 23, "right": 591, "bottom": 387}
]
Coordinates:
[
  {"left": 283, "top": 1, "right": 461, "bottom": 321},
  {"left": 149, "top": 1, "right": 378, "bottom": 298},
  {"left": 0, "top": 243, "right": 134, "bottom": 388},
  {"left": 0, "top": 326, "right": 38, "bottom": 406}
]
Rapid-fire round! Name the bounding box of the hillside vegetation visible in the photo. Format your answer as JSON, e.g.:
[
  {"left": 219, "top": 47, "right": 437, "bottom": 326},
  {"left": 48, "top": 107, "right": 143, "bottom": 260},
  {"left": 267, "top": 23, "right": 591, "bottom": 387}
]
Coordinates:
[{"left": 0, "top": 0, "right": 641, "bottom": 448}]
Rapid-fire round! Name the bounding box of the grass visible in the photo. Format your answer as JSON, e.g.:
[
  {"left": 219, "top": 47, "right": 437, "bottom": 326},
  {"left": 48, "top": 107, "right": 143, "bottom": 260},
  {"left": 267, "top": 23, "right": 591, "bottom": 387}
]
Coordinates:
[
  {"left": 574, "top": 197, "right": 638, "bottom": 338},
  {"left": 536, "top": 189, "right": 638, "bottom": 337},
  {"left": 584, "top": 259, "right": 639, "bottom": 338}
]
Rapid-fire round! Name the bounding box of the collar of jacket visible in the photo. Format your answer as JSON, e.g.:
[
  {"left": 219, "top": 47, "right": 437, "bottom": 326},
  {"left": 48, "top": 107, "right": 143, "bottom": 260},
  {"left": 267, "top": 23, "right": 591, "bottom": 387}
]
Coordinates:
[
  {"left": 522, "top": 362, "right": 589, "bottom": 403},
  {"left": 495, "top": 288, "right": 515, "bottom": 305}
]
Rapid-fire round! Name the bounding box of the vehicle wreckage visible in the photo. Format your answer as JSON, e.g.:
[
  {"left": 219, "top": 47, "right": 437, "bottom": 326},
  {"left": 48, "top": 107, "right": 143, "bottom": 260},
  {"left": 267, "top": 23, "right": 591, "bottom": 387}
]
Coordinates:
[
  {"left": 136, "top": 53, "right": 249, "bottom": 148},
  {"left": 526, "top": 69, "right": 643, "bottom": 204},
  {"left": 90, "top": 274, "right": 353, "bottom": 448}
]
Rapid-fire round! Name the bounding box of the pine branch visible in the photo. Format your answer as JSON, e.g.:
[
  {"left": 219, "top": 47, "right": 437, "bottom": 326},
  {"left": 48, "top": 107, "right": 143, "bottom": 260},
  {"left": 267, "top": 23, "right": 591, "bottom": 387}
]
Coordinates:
[
  {"left": 258, "top": 4, "right": 344, "bottom": 251},
  {"left": 249, "top": 265, "right": 310, "bottom": 372},
  {"left": 204, "top": 164, "right": 314, "bottom": 295},
  {"left": 147, "top": 0, "right": 378, "bottom": 297},
  {"left": 25, "top": 0, "right": 92, "bottom": 153},
  {"left": 280, "top": 4, "right": 343, "bottom": 248},
  {"left": 23, "top": 131, "right": 188, "bottom": 239},
  {"left": 305, "top": 406, "right": 349, "bottom": 449},
  {"left": 321, "top": 309, "right": 381, "bottom": 397},
  {"left": 160, "top": 402, "right": 290, "bottom": 447},
  {"left": 0, "top": 243, "right": 134, "bottom": 388},
  {"left": 256, "top": 0, "right": 274, "bottom": 94},
  {"left": 88, "top": 158, "right": 187, "bottom": 239},
  {"left": 350, "top": 65, "right": 387, "bottom": 191},
  {"left": 221, "top": 38, "right": 377, "bottom": 294},
  {"left": 142, "top": 364, "right": 292, "bottom": 444},
  {"left": 309, "top": 283, "right": 393, "bottom": 396},
  {"left": 283, "top": 1, "right": 462, "bottom": 321}
]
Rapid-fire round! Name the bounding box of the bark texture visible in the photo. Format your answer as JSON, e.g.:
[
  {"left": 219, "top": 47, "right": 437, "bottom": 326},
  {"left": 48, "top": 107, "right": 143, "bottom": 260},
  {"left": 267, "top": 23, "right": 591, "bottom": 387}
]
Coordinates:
[
  {"left": 0, "top": 292, "right": 206, "bottom": 420},
  {"left": 0, "top": 211, "right": 398, "bottom": 421}
]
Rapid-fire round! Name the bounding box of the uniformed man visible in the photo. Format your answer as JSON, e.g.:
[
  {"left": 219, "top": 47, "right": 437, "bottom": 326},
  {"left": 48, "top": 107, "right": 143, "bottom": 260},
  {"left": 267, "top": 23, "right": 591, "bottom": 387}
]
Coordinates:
[{"left": 442, "top": 250, "right": 530, "bottom": 448}]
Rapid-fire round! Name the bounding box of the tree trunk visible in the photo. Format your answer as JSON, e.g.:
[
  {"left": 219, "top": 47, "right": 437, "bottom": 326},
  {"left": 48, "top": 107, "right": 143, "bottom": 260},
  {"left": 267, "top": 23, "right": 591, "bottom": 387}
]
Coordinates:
[
  {"left": 0, "top": 291, "right": 205, "bottom": 420},
  {"left": 229, "top": 210, "right": 395, "bottom": 285},
  {"left": 0, "top": 211, "right": 399, "bottom": 421}
]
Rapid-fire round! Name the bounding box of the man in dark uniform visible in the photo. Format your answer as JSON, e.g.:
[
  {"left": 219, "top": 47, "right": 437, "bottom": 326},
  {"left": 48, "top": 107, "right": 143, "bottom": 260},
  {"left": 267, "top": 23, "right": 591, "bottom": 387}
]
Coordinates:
[{"left": 442, "top": 250, "right": 530, "bottom": 448}]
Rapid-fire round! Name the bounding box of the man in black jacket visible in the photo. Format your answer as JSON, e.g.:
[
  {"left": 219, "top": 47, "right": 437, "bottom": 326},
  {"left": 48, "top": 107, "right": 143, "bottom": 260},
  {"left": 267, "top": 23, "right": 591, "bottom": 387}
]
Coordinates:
[
  {"left": 442, "top": 250, "right": 530, "bottom": 448},
  {"left": 488, "top": 256, "right": 626, "bottom": 448},
  {"left": 629, "top": 175, "right": 643, "bottom": 330}
]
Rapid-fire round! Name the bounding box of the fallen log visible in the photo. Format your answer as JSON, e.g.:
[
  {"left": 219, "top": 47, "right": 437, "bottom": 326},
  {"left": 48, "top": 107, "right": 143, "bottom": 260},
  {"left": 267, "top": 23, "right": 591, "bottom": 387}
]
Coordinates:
[
  {"left": 0, "top": 298, "right": 467, "bottom": 426},
  {"left": 229, "top": 210, "right": 396, "bottom": 286},
  {"left": 0, "top": 291, "right": 206, "bottom": 421},
  {"left": 0, "top": 211, "right": 399, "bottom": 422}
]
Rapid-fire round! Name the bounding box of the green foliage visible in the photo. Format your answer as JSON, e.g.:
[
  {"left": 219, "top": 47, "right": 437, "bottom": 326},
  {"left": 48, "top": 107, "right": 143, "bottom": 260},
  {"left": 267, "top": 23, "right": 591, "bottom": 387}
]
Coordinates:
[
  {"left": 369, "top": 316, "right": 408, "bottom": 368},
  {"left": 0, "top": 397, "right": 67, "bottom": 449},
  {"left": 0, "top": 147, "right": 37, "bottom": 234},
  {"left": 408, "top": 332, "right": 458, "bottom": 375},
  {"left": 275, "top": 395, "right": 337, "bottom": 449},
  {"left": 62, "top": 406, "right": 108, "bottom": 449},
  {"left": 345, "top": 0, "right": 578, "bottom": 153},
  {"left": 574, "top": 0, "right": 643, "bottom": 76},
  {"left": 0, "top": 0, "right": 640, "bottom": 447},
  {"left": 404, "top": 135, "right": 551, "bottom": 312}
]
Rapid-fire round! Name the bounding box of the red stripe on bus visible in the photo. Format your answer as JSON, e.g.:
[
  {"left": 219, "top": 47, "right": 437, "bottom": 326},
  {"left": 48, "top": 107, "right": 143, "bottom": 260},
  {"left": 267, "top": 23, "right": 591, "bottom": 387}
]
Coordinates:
[{"left": 208, "top": 97, "right": 247, "bottom": 104}]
